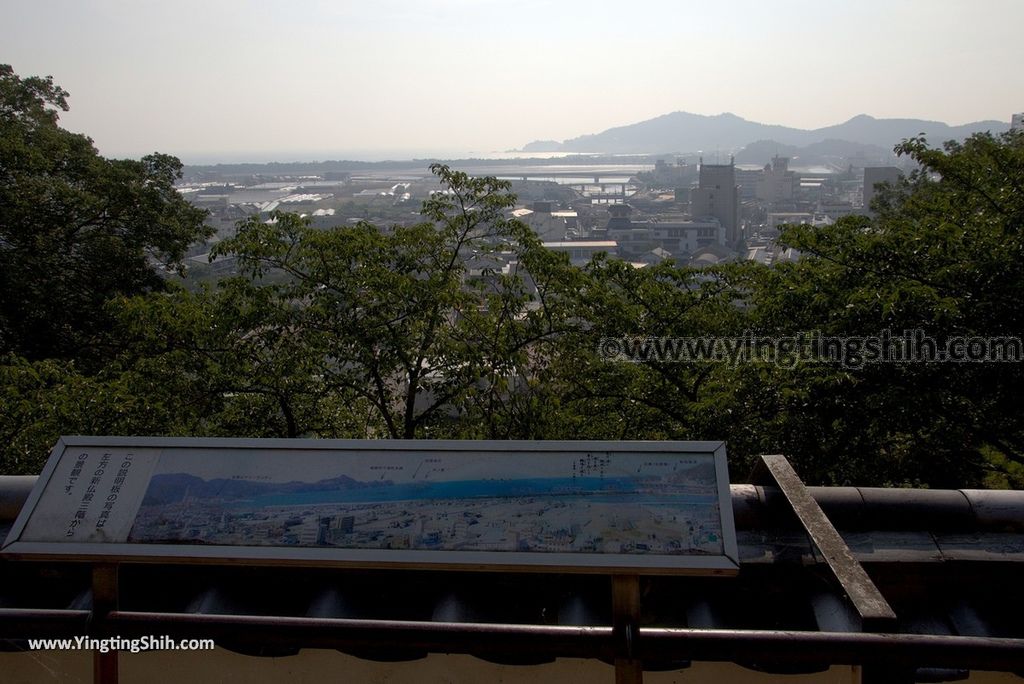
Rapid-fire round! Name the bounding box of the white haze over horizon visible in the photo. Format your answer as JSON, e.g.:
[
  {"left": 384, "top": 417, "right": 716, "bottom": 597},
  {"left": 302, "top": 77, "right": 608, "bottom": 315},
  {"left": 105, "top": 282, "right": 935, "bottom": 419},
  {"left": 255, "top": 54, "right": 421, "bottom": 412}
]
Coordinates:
[{"left": 3, "top": 0, "right": 1023, "bottom": 164}]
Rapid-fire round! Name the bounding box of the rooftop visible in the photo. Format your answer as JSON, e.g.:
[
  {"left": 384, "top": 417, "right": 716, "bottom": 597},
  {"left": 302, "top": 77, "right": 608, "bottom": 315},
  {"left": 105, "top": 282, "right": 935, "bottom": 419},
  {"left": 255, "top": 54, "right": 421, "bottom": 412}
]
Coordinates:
[
  {"left": 541, "top": 241, "right": 617, "bottom": 249},
  {"left": 2, "top": 464, "right": 1023, "bottom": 682}
]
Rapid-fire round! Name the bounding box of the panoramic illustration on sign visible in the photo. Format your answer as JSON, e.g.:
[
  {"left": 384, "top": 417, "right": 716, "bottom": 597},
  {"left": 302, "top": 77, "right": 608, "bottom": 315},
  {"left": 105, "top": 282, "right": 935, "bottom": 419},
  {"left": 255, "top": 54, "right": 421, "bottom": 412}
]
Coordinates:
[
  {"left": 128, "top": 450, "right": 723, "bottom": 556},
  {"left": 4, "top": 438, "right": 737, "bottom": 571}
]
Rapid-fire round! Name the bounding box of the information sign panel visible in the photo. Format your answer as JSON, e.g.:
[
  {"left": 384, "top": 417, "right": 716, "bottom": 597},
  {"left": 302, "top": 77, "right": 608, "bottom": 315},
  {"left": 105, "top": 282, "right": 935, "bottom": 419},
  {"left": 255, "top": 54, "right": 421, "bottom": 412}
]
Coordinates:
[{"left": 3, "top": 437, "right": 738, "bottom": 574}]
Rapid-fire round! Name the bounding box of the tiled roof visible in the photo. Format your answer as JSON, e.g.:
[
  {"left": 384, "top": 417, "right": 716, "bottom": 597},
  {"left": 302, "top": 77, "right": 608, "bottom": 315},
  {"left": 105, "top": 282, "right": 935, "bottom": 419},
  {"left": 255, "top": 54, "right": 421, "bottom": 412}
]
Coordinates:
[{"left": 2, "top": 477, "right": 1023, "bottom": 679}]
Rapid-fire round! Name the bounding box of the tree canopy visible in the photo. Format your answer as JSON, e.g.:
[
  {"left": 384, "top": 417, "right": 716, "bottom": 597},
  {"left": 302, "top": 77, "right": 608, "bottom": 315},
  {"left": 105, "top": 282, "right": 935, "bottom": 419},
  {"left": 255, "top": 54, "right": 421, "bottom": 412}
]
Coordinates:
[
  {"left": 1, "top": 65, "right": 1022, "bottom": 487},
  {"left": 0, "top": 64, "right": 211, "bottom": 363},
  {"left": 752, "top": 131, "right": 1024, "bottom": 485}
]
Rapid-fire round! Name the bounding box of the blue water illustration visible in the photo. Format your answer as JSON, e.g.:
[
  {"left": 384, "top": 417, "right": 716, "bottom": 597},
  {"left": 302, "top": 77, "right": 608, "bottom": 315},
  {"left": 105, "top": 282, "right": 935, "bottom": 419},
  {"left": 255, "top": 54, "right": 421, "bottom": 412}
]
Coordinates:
[{"left": 226, "top": 476, "right": 715, "bottom": 509}]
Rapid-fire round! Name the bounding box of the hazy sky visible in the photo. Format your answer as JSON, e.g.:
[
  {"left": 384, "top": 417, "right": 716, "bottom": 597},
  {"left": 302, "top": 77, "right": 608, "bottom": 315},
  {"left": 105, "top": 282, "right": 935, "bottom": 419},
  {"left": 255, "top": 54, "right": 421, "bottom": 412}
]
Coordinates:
[{"left": 3, "top": 0, "right": 1022, "bottom": 163}]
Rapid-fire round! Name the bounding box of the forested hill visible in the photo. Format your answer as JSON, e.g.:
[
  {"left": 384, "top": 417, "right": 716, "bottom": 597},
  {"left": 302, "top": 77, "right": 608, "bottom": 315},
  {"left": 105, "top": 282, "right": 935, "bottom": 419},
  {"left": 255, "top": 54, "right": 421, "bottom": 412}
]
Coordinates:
[{"left": 522, "top": 112, "right": 1010, "bottom": 154}]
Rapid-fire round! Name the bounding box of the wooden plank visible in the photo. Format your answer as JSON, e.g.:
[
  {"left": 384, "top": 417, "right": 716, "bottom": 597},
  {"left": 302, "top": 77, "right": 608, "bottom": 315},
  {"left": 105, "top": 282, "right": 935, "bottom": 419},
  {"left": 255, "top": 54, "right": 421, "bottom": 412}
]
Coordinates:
[{"left": 756, "top": 455, "right": 897, "bottom": 631}]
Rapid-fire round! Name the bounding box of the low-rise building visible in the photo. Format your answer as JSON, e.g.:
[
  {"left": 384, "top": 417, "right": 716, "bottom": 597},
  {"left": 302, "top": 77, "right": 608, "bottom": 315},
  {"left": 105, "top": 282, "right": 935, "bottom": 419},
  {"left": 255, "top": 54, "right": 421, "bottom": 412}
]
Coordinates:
[{"left": 541, "top": 240, "right": 618, "bottom": 265}]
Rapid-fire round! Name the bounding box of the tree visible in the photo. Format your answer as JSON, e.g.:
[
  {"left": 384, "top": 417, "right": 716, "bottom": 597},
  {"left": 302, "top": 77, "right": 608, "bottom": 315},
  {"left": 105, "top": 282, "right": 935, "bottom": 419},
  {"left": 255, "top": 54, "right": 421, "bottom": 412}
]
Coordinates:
[
  {"left": 111, "top": 279, "right": 375, "bottom": 440},
  {"left": 538, "top": 255, "right": 752, "bottom": 441},
  {"left": 0, "top": 64, "right": 211, "bottom": 364},
  {"left": 201, "top": 164, "right": 569, "bottom": 439},
  {"left": 534, "top": 131, "right": 1024, "bottom": 487},
  {"left": 3, "top": 59, "right": 1021, "bottom": 491},
  {"left": 745, "top": 130, "right": 1024, "bottom": 485}
]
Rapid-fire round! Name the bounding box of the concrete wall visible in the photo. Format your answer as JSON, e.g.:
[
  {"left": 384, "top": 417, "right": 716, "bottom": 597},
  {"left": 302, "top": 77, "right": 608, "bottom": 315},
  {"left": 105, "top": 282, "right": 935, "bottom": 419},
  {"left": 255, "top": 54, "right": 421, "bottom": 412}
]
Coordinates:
[{"left": 2, "top": 649, "right": 1021, "bottom": 684}]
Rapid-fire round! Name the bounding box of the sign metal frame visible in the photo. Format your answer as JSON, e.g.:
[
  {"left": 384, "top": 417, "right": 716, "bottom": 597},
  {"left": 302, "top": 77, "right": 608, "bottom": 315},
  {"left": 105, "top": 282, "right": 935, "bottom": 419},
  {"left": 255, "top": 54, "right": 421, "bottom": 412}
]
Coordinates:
[{"left": 3, "top": 437, "right": 739, "bottom": 575}]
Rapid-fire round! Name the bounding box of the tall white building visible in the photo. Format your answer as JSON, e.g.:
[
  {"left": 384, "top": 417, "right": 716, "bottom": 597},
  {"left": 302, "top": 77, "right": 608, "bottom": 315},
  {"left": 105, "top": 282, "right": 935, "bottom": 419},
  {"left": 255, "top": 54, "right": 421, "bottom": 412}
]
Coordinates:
[{"left": 1012, "top": 113, "right": 1023, "bottom": 132}]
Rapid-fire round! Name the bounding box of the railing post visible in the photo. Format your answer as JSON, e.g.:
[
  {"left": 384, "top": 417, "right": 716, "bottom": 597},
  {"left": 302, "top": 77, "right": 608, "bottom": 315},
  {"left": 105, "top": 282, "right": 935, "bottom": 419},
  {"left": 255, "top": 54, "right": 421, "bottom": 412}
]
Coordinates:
[
  {"left": 92, "top": 564, "right": 119, "bottom": 684},
  {"left": 612, "top": 574, "right": 643, "bottom": 684}
]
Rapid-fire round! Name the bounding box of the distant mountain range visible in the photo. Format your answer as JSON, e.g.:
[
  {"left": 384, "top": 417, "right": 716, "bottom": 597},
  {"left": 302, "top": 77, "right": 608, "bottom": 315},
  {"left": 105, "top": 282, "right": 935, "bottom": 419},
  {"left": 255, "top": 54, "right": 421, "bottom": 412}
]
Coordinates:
[
  {"left": 522, "top": 112, "right": 1010, "bottom": 155},
  {"left": 140, "top": 472, "right": 379, "bottom": 506}
]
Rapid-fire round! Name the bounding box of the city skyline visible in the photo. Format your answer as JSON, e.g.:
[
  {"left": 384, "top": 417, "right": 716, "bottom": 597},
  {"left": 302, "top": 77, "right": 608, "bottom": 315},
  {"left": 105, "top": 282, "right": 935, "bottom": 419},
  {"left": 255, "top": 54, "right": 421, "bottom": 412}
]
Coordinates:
[
  {"left": 128, "top": 454, "right": 724, "bottom": 557},
  {"left": 2, "top": 0, "right": 1023, "bottom": 163}
]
